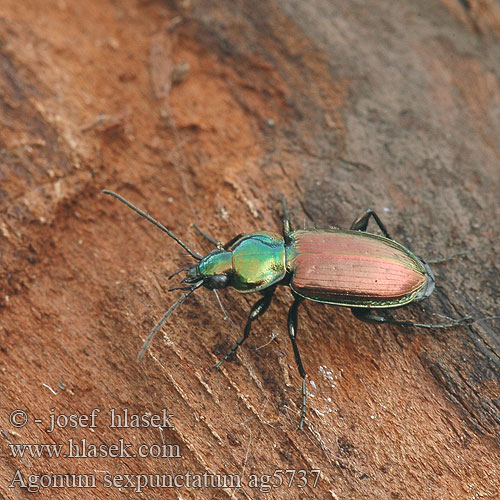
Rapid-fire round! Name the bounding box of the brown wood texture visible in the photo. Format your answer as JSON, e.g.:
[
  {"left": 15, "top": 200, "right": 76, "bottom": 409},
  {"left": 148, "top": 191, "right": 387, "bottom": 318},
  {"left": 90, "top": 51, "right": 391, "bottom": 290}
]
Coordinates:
[{"left": 1, "top": 1, "right": 499, "bottom": 499}]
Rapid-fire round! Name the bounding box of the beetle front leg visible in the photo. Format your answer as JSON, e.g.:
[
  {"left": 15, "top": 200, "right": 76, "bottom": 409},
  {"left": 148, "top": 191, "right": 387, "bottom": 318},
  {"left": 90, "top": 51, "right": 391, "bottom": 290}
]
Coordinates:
[
  {"left": 287, "top": 296, "right": 307, "bottom": 429},
  {"left": 222, "top": 233, "right": 245, "bottom": 250},
  {"left": 350, "top": 209, "right": 392, "bottom": 239},
  {"left": 215, "top": 287, "right": 276, "bottom": 368},
  {"left": 193, "top": 224, "right": 223, "bottom": 248},
  {"left": 351, "top": 307, "right": 473, "bottom": 329}
]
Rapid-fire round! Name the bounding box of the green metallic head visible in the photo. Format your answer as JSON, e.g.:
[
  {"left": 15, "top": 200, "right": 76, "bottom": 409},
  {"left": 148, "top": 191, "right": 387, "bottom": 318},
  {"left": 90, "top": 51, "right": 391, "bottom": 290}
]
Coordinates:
[
  {"left": 186, "top": 248, "right": 233, "bottom": 289},
  {"left": 186, "top": 232, "right": 287, "bottom": 293}
]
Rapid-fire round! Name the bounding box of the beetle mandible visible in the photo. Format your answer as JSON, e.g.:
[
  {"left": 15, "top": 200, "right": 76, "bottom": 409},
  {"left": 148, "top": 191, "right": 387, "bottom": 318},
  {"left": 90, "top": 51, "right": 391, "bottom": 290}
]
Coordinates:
[{"left": 103, "top": 190, "right": 471, "bottom": 429}]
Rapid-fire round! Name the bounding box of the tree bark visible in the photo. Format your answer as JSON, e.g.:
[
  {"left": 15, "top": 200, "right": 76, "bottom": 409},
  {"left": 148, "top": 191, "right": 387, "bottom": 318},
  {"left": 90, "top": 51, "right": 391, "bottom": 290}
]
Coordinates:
[{"left": 1, "top": 1, "right": 499, "bottom": 499}]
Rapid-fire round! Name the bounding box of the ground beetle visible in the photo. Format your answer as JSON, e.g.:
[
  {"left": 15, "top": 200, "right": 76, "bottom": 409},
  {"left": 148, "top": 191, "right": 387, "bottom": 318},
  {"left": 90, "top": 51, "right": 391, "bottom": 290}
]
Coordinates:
[{"left": 103, "top": 190, "right": 474, "bottom": 429}]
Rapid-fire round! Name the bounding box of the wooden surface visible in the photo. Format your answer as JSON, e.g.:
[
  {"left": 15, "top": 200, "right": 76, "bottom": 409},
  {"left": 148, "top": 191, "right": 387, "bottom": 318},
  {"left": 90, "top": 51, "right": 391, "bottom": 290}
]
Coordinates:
[{"left": 1, "top": 1, "right": 499, "bottom": 498}]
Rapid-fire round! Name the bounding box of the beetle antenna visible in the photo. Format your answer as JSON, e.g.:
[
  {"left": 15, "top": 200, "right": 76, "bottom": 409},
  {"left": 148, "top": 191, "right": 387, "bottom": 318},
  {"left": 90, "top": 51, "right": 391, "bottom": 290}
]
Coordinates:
[
  {"left": 137, "top": 280, "right": 203, "bottom": 361},
  {"left": 103, "top": 190, "right": 203, "bottom": 260}
]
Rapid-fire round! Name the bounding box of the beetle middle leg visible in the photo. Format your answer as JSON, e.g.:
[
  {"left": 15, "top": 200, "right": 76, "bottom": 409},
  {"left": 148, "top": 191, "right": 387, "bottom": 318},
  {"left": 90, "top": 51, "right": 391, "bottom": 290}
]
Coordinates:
[
  {"left": 351, "top": 307, "right": 473, "bottom": 329},
  {"left": 215, "top": 286, "right": 276, "bottom": 369},
  {"left": 281, "top": 197, "right": 293, "bottom": 244},
  {"left": 351, "top": 208, "right": 392, "bottom": 239},
  {"left": 287, "top": 295, "right": 307, "bottom": 429}
]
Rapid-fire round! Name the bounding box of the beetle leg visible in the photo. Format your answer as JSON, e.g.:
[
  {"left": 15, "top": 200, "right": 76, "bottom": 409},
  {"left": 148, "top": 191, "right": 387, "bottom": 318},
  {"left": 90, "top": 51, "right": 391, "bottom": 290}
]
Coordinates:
[
  {"left": 287, "top": 296, "right": 307, "bottom": 429},
  {"left": 351, "top": 307, "right": 473, "bottom": 329},
  {"left": 350, "top": 209, "right": 392, "bottom": 239},
  {"left": 215, "top": 287, "right": 276, "bottom": 369},
  {"left": 193, "top": 224, "right": 223, "bottom": 248},
  {"left": 281, "top": 197, "right": 293, "bottom": 244},
  {"left": 223, "top": 233, "right": 246, "bottom": 250},
  {"left": 426, "top": 250, "right": 467, "bottom": 265}
]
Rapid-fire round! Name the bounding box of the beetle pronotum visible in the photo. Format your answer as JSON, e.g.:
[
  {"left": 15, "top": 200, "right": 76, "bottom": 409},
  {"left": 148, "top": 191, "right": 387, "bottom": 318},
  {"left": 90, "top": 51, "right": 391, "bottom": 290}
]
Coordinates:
[{"left": 104, "top": 190, "right": 489, "bottom": 429}]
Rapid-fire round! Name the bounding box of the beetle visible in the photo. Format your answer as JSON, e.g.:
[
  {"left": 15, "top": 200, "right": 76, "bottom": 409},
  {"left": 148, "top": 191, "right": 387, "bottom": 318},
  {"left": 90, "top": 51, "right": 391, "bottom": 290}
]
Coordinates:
[{"left": 103, "top": 190, "right": 472, "bottom": 429}]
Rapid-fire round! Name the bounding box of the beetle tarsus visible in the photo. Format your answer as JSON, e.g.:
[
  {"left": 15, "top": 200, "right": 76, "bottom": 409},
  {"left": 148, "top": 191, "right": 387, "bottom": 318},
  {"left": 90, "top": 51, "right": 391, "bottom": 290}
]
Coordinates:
[
  {"left": 299, "top": 379, "right": 306, "bottom": 430},
  {"left": 426, "top": 250, "right": 468, "bottom": 265},
  {"left": 351, "top": 308, "right": 474, "bottom": 330},
  {"left": 215, "top": 287, "right": 276, "bottom": 369},
  {"left": 287, "top": 296, "right": 307, "bottom": 429},
  {"left": 385, "top": 315, "right": 474, "bottom": 329}
]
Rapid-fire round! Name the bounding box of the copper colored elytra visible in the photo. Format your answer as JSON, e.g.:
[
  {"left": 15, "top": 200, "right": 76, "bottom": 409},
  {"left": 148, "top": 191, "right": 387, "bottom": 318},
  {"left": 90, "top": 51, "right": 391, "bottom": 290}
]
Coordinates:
[{"left": 291, "top": 230, "right": 428, "bottom": 304}]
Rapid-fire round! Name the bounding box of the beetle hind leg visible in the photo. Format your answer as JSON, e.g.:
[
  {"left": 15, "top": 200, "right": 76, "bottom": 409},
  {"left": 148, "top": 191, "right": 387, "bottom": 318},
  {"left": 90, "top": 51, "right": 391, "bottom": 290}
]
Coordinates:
[
  {"left": 215, "top": 287, "right": 276, "bottom": 369},
  {"left": 351, "top": 209, "right": 392, "bottom": 239},
  {"left": 287, "top": 296, "right": 307, "bottom": 429},
  {"left": 351, "top": 307, "right": 473, "bottom": 329}
]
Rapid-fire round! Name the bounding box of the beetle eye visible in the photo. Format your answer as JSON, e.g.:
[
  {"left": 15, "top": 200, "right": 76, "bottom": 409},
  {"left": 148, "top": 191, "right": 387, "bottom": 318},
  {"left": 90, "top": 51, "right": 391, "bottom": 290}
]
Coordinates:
[{"left": 204, "top": 274, "right": 229, "bottom": 290}]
